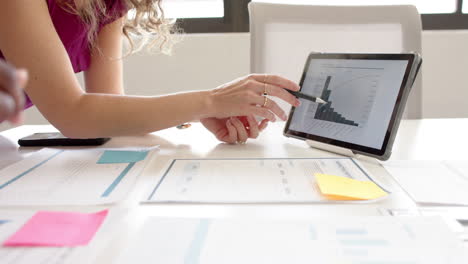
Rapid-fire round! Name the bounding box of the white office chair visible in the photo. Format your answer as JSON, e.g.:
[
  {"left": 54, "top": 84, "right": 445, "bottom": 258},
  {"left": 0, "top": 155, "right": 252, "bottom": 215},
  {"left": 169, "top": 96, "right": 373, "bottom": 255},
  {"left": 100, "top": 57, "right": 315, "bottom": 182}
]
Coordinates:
[{"left": 249, "top": 3, "right": 423, "bottom": 119}]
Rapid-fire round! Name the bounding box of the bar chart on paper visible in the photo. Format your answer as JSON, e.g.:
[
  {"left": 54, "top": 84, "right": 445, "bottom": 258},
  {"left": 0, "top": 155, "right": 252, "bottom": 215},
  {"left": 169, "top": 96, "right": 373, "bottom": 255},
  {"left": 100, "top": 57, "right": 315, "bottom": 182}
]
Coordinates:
[{"left": 116, "top": 216, "right": 468, "bottom": 264}]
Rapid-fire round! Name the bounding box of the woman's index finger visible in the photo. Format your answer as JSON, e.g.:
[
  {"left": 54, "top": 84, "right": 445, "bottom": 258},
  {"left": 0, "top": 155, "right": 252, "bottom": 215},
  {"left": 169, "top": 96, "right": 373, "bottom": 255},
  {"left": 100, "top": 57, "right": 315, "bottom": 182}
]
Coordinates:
[{"left": 250, "top": 74, "right": 300, "bottom": 91}]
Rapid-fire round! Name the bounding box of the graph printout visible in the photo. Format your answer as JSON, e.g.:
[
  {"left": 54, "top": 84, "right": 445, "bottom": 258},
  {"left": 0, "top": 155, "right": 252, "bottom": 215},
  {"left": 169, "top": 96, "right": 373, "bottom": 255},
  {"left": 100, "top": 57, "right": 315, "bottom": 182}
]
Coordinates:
[
  {"left": 145, "top": 158, "right": 384, "bottom": 203},
  {"left": 116, "top": 216, "right": 468, "bottom": 264},
  {"left": 289, "top": 59, "right": 408, "bottom": 149},
  {"left": 0, "top": 148, "right": 149, "bottom": 205}
]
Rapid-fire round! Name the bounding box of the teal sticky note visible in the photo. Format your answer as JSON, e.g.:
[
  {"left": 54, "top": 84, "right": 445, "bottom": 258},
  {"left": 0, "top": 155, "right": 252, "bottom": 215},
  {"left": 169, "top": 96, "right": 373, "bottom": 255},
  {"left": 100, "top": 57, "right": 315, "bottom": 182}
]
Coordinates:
[{"left": 97, "top": 150, "right": 149, "bottom": 164}]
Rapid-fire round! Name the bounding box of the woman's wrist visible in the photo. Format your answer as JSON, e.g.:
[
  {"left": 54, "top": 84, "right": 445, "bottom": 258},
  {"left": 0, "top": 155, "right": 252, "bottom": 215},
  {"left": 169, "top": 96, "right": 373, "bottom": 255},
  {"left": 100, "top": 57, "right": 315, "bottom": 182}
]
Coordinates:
[{"left": 198, "top": 89, "right": 217, "bottom": 119}]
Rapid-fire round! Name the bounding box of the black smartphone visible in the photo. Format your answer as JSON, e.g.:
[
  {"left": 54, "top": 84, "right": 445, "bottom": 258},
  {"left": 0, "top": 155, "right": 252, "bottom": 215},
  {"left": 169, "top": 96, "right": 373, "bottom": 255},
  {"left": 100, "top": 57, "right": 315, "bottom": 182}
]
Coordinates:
[{"left": 18, "top": 132, "right": 110, "bottom": 147}]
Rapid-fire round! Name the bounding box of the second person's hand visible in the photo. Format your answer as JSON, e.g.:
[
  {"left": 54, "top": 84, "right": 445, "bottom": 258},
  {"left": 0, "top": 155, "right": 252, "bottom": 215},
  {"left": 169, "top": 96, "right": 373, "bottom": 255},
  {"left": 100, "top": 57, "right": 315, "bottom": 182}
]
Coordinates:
[
  {"left": 201, "top": 115, "right": 269, "bottom": 144},
  {"left": 0, "top": 60, "right": 27, "bottom": 124}
]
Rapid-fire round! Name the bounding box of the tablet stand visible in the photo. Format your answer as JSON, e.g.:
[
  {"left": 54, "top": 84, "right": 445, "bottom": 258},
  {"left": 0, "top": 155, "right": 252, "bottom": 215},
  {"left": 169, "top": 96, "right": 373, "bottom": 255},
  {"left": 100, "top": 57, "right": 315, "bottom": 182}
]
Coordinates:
[
  {"left": 306, "top": 140, "right": 384, "bottom": 165},
  {"left": 306, "top": 139, "right": 355, "bottom": 157}
]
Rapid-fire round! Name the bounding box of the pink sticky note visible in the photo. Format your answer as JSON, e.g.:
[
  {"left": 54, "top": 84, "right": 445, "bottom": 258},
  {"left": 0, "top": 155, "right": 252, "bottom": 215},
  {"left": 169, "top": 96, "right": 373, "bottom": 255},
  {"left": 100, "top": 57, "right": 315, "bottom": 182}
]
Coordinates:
[{"left": 3, "top": 210, "right": 108, "bottom": 247}]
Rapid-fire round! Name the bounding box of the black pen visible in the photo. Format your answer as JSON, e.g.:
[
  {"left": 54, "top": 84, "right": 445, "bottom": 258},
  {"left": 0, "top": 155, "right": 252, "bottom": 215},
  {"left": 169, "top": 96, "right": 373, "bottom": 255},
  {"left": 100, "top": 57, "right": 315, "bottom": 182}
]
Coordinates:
[{"left": 287, "top": 90, "right": 327, "bottom": 104}]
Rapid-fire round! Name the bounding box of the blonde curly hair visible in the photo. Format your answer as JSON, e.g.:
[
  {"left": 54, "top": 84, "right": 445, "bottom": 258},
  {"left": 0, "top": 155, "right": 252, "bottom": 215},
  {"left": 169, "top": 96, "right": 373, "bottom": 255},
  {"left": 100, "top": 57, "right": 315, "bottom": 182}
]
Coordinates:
[{"left": 59, "top": 0, "right": 177, "bottom": 55}]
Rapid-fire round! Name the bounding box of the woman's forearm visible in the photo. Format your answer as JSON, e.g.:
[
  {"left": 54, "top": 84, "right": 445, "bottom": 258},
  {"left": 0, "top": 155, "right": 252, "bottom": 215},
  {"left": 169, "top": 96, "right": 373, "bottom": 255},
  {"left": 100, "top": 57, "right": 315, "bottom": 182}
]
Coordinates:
[{"left": 59, "top": 90, "right": 213, "bottom": 138}]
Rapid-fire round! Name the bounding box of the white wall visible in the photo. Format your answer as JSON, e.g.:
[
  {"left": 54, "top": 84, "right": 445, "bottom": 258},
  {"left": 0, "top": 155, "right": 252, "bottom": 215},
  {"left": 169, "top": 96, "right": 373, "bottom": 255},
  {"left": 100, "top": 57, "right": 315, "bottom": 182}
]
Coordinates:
[
  {"left": 422, "top": 30, "right": 468, "bottom": 118},
  {"left": 122, "top": 33, "right": 250, "bottom": 96},
  {"left": 1, "top": 30, "right": 468, "bottom": 131}
]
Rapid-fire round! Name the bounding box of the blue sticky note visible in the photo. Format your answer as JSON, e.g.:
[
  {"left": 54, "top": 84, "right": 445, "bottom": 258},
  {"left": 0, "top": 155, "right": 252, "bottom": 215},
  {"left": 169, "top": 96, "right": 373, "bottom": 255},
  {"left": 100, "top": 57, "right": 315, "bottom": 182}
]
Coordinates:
[
  {"left": 0, "top": 220, "right": 10, "bottom": 225},
  {"left": 97, "top": 150, "right": 149, "bottom": 164}
]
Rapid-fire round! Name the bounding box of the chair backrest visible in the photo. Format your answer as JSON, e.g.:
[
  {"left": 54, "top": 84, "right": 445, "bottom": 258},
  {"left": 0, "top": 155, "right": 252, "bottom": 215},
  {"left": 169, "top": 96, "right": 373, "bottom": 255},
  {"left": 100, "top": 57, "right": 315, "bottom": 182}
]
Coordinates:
[{"left": 249, "top": 3, "right": 422, "bottom": 119}]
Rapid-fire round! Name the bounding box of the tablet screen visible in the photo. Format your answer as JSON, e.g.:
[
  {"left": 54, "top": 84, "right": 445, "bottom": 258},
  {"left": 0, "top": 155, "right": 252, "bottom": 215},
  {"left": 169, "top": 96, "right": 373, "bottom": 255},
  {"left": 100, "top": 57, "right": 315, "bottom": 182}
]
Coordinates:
[{"left": 286, "top": 53, "right": 415, "bottom": 155}]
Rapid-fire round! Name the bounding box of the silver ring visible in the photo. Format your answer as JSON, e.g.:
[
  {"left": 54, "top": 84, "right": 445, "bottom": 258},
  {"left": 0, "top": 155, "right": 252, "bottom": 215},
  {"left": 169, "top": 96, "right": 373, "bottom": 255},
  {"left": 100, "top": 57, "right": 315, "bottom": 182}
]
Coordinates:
[{"left": 262, "top": 96, "right": 268, "bottom": 107}]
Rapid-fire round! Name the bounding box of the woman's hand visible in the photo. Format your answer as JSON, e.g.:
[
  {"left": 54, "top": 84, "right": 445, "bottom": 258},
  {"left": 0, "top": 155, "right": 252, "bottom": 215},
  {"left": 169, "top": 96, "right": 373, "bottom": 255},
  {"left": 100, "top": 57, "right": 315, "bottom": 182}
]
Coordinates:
[
  {"left": 201, "top": 115, "right": 269, "bottom": 144},
  {"left": 207, "top": 74, "right": 301, "bottom": 122},
  {"left": 0, "top": 60, "right": 27, "bottom": 124}
]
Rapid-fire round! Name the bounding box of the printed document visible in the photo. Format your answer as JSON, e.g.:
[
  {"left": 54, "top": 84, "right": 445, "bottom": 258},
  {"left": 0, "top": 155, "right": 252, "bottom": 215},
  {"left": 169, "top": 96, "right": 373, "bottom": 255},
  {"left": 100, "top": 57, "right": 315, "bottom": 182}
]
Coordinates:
[
  {"left": 383, "top": 160, "right": 468, "bottom": 205},
  {"left": 0, "top": 148, "right": 152, "bottom": 205},
  {"left": 116, "top": 216, "right": 468, "bottom": 264},
  {"left": 144, "top": 158, "right": 385, "bottom": 203}
]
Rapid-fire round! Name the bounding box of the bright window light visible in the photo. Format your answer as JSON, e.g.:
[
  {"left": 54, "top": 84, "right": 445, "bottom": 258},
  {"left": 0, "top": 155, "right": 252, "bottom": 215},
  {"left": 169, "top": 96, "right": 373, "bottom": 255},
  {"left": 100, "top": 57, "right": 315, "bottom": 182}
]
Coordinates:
[
  {"left": 253, "top": 0, "right": 457, "bottom": 14},
  {"left": 128, "top": 0, "right": 224, "bottom": 20},
  {"left": 463, "top": 1, "right": 468, "bottom": 13},
  {"left": 161, "top": 0, "right": 224, "bottom": 18}
]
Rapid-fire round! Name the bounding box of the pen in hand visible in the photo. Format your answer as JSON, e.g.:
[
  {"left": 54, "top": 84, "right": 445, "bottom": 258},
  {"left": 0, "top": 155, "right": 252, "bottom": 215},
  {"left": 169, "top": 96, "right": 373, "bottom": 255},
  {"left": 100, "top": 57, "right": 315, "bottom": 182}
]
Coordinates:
[{"left": 286, "top": 90, "right": 327, "bottom": 104}]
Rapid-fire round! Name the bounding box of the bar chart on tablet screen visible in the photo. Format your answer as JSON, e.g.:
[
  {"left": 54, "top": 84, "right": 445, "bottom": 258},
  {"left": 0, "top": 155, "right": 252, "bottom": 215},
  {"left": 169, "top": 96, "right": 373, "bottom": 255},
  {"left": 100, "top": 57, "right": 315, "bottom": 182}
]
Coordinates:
[
  {"left": 314, "top": 66, "right": 381, "bottom": 127},
  {"left": 289, "top": 58, "right": 408, "bottom": 149},
  {"left": 296, "top": 64, "right": 382, "bottom": 137}
]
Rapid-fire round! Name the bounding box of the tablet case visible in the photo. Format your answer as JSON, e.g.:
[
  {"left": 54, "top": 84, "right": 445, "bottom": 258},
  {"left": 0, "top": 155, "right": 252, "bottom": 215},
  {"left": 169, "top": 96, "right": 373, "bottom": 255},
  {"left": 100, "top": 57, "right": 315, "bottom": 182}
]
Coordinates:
[{"left": 285, "top": 52, "right": 422, "bottom": 161}]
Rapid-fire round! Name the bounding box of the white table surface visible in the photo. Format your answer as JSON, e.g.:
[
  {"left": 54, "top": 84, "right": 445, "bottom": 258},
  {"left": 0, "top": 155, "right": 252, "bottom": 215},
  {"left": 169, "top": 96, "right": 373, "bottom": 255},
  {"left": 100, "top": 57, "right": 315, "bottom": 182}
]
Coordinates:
[{"left": 1, "top": 118, "right": 467, "bottom": 263}]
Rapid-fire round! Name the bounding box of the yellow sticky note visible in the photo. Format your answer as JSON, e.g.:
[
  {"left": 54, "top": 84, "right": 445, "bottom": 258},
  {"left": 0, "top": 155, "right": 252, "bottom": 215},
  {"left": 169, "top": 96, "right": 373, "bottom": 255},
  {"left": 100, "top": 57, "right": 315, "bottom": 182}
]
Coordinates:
[{"left": 314, "top": 173, "right": 388, "bottom": 200}]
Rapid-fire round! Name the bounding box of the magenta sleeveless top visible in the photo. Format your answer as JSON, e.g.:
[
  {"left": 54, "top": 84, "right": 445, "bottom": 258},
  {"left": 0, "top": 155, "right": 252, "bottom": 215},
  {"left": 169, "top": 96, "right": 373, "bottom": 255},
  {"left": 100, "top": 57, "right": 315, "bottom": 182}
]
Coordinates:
[{"left": 0, "top": 0, "right": 127, "bottom": 109}]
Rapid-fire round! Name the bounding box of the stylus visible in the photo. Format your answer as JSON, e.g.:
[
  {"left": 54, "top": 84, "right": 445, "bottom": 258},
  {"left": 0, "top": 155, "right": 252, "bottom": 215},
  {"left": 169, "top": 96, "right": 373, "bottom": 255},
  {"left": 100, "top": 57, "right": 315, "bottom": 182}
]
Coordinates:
[{"left": 287, "top": 90, "right": 327, "bottom": 104}]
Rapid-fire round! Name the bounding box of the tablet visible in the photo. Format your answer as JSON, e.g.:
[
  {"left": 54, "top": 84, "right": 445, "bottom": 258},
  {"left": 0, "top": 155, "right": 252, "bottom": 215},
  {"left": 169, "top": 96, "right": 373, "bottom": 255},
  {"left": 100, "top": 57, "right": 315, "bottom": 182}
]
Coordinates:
[{"left": 284, "top": 52, "right": 422, "bottom": 160}]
